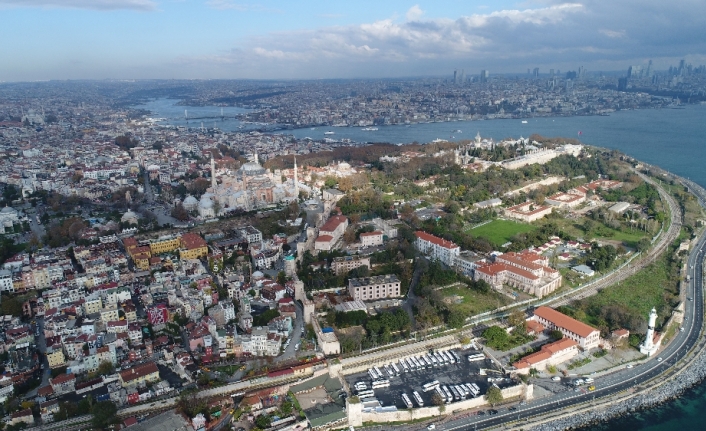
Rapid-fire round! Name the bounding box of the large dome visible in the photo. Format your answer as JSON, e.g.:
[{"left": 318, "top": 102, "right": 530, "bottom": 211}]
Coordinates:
[
  {"left": 198, "top": 196, "right": 214, "bottom": 208},
  {"left": 147, "top": 164, "right": 160, "bottom": 171},
  {"left": 183, "top": 196, "right": 198, "bottom": 206},
  {"left": 121, "top": 210, "right": 138, "bottom": 223},
  {"left": 0, "top": 206, "right": 17, "bottom": 214},
  {"left": 239, "top": 162, "right": 266, "bottom": 175}
]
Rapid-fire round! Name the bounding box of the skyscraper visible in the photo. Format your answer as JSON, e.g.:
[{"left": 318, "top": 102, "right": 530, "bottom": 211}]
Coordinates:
[
  {"left": 480, "top": 70, "right": 489, "bottom": 83},
  {"left": 533, "top": 68, "right": 540, "bottom": 77}
]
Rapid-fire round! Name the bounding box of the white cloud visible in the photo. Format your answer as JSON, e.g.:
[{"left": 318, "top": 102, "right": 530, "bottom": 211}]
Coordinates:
[
  {"left": 406, "top": 4, "right": 424, "bottom": 21},
  {"left": 175, "top": 0, "right": 706, "bottom": 79},
  {"left": 205, "top": 0, "right": 281, "bottom": 12},
  {"left": 0, "top": 0, "right": 156, "bottom": 10},
  {"left": 599, "top": 28, "right": 625, "bottom": 38}
]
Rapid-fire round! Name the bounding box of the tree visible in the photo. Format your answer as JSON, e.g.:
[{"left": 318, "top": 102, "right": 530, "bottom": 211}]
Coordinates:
[
  {"left": 97, "top": 361, "right": 115, "bottom": 376},
  {"left": 255, "top": 415, "right": 272, "bottom": 429},
  {"left": 507, "top": 309, "right": 526, "bottom": 329},
  {"left": 485, "top": 386, "right": 503, "bottom": 406},
  {"left": 446, "top": 309, "right": 465, "bottom": 329},
  {"left": 459, "top": 335, "right": 471, "bottom": 346},
  {"left": 171, "top": 203, "right": 190, "bottom": 221},
  {"left": 482, "top": 326, "right": 509, "bottom": 349},
  {"left": 91, "top": 401, "right": 118, "bottom": 430},
  {"left": 549, "top": 330, "right": 564, "bottom": 341},
  {"left": 431, "top": 392, "right": 445, "bottom": 407}
]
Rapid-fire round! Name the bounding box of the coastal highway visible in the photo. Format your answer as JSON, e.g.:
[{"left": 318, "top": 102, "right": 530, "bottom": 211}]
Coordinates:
[{"left": 436, "top": 179, "right": 706, "bottom": 431}]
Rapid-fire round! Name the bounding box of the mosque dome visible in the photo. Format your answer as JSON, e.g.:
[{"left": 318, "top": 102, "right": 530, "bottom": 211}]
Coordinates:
[
  {"left": 147, "top": 164, "right": 160, "bottom": 171},
  {"left": 0, "top": 206, "right": 17, "bottom": 214},
  {"left": 183, "top": 196, "right": 198, "bottom": 206},
  {"left": 252, "top": 270, "right": 264, "bottom": 278},
  {"left": 121, "top": 210, "right": 139, "bottom": 224},
  {"left": 198, "top": 196, "right": 214, "bottom": 209}
]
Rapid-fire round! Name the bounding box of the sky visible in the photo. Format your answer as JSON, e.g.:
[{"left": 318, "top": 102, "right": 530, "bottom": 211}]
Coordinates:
[{"left": 1, "top": 0, "right": 705, "bottom": 81}]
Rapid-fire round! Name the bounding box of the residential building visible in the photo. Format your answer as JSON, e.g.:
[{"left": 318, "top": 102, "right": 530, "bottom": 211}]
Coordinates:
[
  {"left": 119, "top": 362, "right": 161, "bottom": 388},
  {"left": 414, "top": 231, "right": 460, "bottom": 266},
  {"left": 359, "top": 231, "right": 383, "bottom": 247},
  {"left": 331, "top": 255, "right": 370, "bottom": 275},
  {"left": 348, "top": 274, "right": 401, "bottom": 301},
  {"left": 149, "top": 234, "right": 181, "bottom": 255},
  {"left": 544, "top": 192, "right": 586, "bottom": 209}
]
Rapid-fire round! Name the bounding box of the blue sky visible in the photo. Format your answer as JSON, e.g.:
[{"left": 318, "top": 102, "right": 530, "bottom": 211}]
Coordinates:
[{"left": 1, "top": 0, "right": 705, "bottom": 81}]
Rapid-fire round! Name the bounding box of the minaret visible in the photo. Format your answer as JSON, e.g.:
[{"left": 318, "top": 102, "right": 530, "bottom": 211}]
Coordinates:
[
  {"left": 254, "top": 152, "right": 259, "bottom": 165},
  {"left": 210, "top": 155, "right": 216, "bottom": 189},
  {"left": 294, "top": 155, "right": 299, "bottom": 199}
]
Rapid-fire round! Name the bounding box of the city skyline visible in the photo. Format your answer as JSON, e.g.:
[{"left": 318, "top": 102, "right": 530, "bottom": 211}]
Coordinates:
[{"left": 1, "top": 0, "right": 705, "bottom": 81}]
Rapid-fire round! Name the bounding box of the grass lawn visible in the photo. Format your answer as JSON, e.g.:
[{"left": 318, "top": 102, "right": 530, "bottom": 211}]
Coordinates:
[
  {"left": 469, "top": 219, "right": 536, "bottom": 246},
  {"left": 441, "top": 286, "right": 513, "bottom": 316},
  {"left": 569, "top": 252, "right": 678, "bottom": 330},
  {"left": 538, "top": 217, "right": 647, "bottom": 247}
]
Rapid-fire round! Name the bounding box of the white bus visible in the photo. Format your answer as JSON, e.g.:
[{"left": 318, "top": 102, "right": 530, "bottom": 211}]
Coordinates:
[
  {"left": 422, "top": 380, "right": 440, "bottom": 392},
  {"left": 385, "top": 365, "right": 395, "bottom": 378},
  {"left": 401, "top": 393, "right": 413, "bottom": 409},
  {"left": 428, "top": 354, "right": 438, "bottom": 367},
  {"left": 467, "top": 353, "right": 485, "bottom": 362},
  {"left": 436, "top": 352, "right": 447, "bottom": 364},
  {"left": 372, "top": 380, "right": 390, "bottom": 389},
  {"left": 373, "top": 366, "right": 383, "bottom": 379},
  {"left": 422, "top": 356, "right": 432, "bottom": 368},
  {"left": 441, "top": 385, "right": 453, "bottom": 403},
  {"left": 391, "top": 363, "right": 401, "bottom": 375},
  {"left": 357, "top": 390, "right": 375, "bottom": 399},
  {"left": 443, "top": 351, "right": 455, "bottom": 364},
  {"left": 412, "top": 390, "right": 424, "bottom": 407},
  {"left": 450, "top": 351, "right": 462, "bottom": 363},
  {"left": 354, "top": 382, "right": 368, "bottom": 391},
  {"left": 400, "top": 360, "right": 410, "bottom": 373},
  {"left": 435, "top": 386, "right": 450, "bottom": 404},
  {"left": 412, "top": 357, "right": 422, "bottom": 369},
  {"left": 469, "top": 383, "right": 480, "bottom": 397}
]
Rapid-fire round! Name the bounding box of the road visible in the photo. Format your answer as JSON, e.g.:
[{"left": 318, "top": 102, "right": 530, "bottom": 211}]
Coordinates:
[{"left": 432, "top": 175, "right": 706, "bottom": 431}]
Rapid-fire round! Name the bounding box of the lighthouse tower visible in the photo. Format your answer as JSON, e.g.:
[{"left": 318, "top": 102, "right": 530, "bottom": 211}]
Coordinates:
[{"left": 640, "top": 307, "right": 660, "bottom": 356}]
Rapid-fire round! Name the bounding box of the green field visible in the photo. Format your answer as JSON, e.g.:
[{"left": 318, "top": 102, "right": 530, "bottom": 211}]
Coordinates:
[
  {"left": 441, "top": 286, "right": 513, "bottom": 316},
  {"left": 469, "top": 219, "right": 536, "bottom": 246}
]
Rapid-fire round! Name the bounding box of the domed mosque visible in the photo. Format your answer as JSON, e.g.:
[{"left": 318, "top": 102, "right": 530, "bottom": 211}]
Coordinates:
[
  {"left": 0, "top": 205, "right": 20, "bottom": 234},
  {"left": 121, "top": 209, "right": 139, "bottom": 225},
  {"left": 206, "top": 152, "right": 299, "bottom": 215}
]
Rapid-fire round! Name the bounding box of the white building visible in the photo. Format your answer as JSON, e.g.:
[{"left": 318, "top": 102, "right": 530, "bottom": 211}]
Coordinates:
[
  {"left": 414, "top": 231, "right": 460, "bottom": 267},
  {"left": 0, "top": 269, "right": 14, "bottom": 292},
  {"left": 348, "top": 274, "right": 402, "bottom": 301},
  {"left": 359, "top": 231, "right": 383, "bottom": 247}
]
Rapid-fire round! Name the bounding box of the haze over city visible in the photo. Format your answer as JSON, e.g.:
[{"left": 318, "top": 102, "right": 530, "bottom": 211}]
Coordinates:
[{"left": 2, "top": 0, "right": 706, "bottom": 81}]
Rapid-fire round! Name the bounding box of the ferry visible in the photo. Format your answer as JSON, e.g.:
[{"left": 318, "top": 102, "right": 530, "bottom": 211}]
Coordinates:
[
  {"left": 361, "top": 127, "right": 378, "bottom": 131},
  {"left": 324, "top": 131, "right": 335, "bottom": 135},
  {"left": 521, "top": 120, "right": 528, "bottom": 124}
]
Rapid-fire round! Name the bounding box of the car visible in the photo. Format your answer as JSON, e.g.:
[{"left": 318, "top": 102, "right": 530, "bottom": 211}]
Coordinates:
[
  {"left": 626, "top": 364, "right": 633, "bottom": 369},
  {"left": 477, "top": 411, "right": 486, "bottom": 416},
  {"left": 488, "top": 409, "right": 498, "bottom": 415},
  {"left": 657, "top": 357, "right": 663, "bottom": 362},
  {"left": 688, "top": 297, "right": 693, "bottom": 301},
  {"left": 588, "top": 385, "right": 595, "bottom": 391},
  {"left": 574, "top": 387, "right": 580, "bottom": 392},
  {"left": 680, "top": 327, "right": 685, "bottom": 332},
  {"left": 426, "top": 425, "right": 436, "bottom": 430},
  {"left": 508, "top": 406, "right": 517, "bottom": 411},
  {"left": 552, "top": 376, "right": 561, "bottom": 381},
  {"left": 519, "top": 400, "right": 526, "bottom": 406}
]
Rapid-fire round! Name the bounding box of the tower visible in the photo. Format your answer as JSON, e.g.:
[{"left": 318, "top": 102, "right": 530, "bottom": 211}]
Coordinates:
[
  {"left": 293, "top": 155, "right": 299, "bottom": 199},
  {"left": 640, "top": 307, "right": 660, "bottom": 356},
  {"left": 210, "top": 155, "right": 216, "bottom": 189}
]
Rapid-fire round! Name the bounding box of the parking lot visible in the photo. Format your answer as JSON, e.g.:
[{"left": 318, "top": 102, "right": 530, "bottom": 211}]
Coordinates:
[{"left": 344, "top": 348, "right": 514, "bottom": 409}]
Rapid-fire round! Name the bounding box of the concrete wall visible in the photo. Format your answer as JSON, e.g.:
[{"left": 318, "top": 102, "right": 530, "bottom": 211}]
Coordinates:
[{"left": 351, "top": 384, "right": 529, "bottom": 425}]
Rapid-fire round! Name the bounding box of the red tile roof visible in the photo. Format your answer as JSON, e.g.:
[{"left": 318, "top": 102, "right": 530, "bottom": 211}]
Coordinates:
[
  {"left": 415, "top": 231, "right": 459, "bottom": 250},
  {"left": 360, "top": 231, "right": 383, "bottom": 237},
  {"left": 119, "top": 361, "right": 159, "bottom": 384},
  {"left": 320, "top": 215, "right": 347, "bottom": 233},
  {"left": 181, "top": 233, "right": 207, "bottom": 250},
  {"left": 534, "top": 306, "right": 598, "bottom": 338}
]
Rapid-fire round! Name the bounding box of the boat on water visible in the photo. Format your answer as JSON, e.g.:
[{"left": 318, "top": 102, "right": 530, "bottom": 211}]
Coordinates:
[
  {"left": 361, "top": 127, "right": 378, "bottom": 131},
  {"left": 521, "top": 120, "right": 528, "bottom": 124},
  {"left": 310, "top": 127, "right": 317, "bottom": 130},
  {"left": 324, "top": 131, "right": 335, "bottom": 135},
  {"left": 454, "top": 129, "right": 462, "bottom": 133}
]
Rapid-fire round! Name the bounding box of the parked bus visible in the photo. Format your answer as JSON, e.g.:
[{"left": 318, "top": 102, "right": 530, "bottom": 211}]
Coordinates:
[
  {"left": 422, "top": 356, "right": 432, "bottom": 368},
  {"left": 443, "top": 351, "right": 454, "bottom": 364},
  {"left": 412, "top": 391, "right": 424, "bottom": 407},
  {"left": 354, "top": 382, "right": 368, "bottom": 391},
  {"left": 391, "top": 363, "right": 401, "bottom": 375},
  {"left": 450, "top": 351, "right": 462, "bottom": 363},
  {"left": 373, "top": 366, "right": 383, "bottom": 379},
  {"left": 428, "top": 354, "right": 438, "bottom": 367},
  {"left": 467, "top": 353, "right": 485, "bottom": 362},
  {"left": 436, "top": 352, "right": 447, "bottom": 364},
  {"left": 442, "top": 385, "right": 453, "bottom": 402},
  {"left": 422, "top": 380, "right": 440, "bottom": 392},
  {"left": 372, "top": 380, "right": 390, "bottom": 389},
  {"left": 357, "top": 390, "right": 375, "bottom": 399},
  {"left": 400, "top": 360, "right": 410, "bottom": 373},
  {"left": 385, "top": 365, "right": 395, "bottom": 378},
  {"left": 435, "top": 386, "right": 450, "bottom": 404},
  {"left": 401, "top": 393, "right": 413, "bottom": 409}
]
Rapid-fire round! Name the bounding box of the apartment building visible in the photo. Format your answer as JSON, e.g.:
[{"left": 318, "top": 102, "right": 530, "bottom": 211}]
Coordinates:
[
  {"left": 331, "top": 255, "right": 371, "bottom": 275},
  {"left": 359, "top": 231, "right": 383, "bottom": 247},
  {"left": 348, "top": 274, "right": 401, "bottom": 301},
  {"left": 414, "top": 231, "right": 460, "bottom": 266}
]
